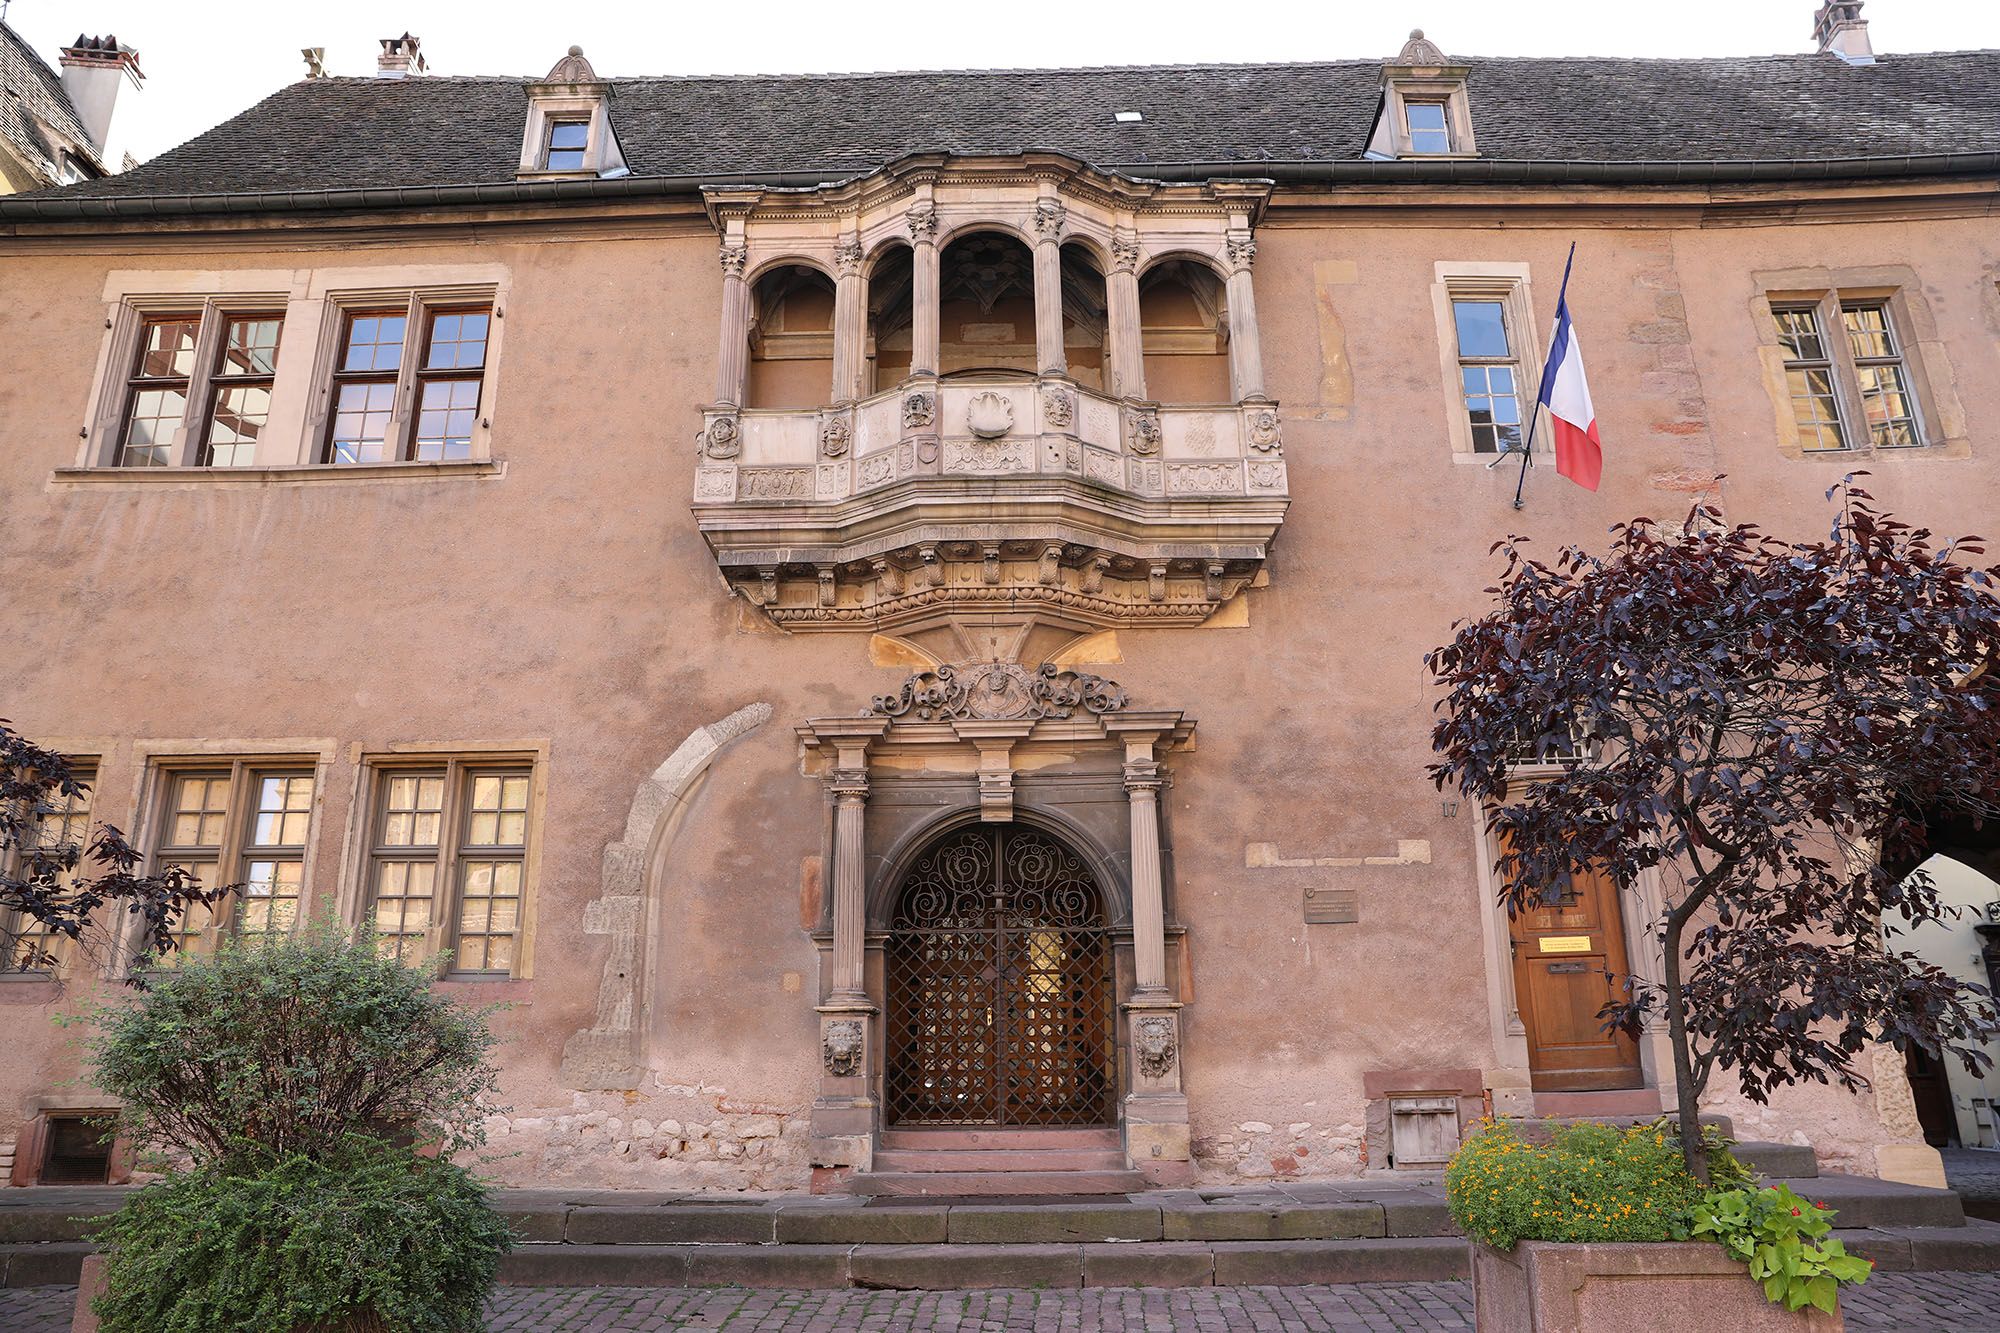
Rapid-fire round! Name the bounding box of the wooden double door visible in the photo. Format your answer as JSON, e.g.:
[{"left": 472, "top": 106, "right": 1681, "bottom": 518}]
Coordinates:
[{"left": 1507, "top": 863, "right": 1644, "bottom": 1092}]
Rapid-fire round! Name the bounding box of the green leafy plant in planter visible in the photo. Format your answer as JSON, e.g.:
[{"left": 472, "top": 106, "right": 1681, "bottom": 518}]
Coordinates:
[
  {"left": 84, "top": 920, "right": 509, "bottom": 1333},
  {"left": 1446, "top": 1118, "right": 1718, "bottom": 1248},
  {"left": 1692, "top": 1182, "right": 1873, "bottom": 1315}
]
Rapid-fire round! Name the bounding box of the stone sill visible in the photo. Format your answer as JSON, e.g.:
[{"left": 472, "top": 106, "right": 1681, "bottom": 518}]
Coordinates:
[{"left": 50, "top": 459, "right": 506, "bottom": 488}]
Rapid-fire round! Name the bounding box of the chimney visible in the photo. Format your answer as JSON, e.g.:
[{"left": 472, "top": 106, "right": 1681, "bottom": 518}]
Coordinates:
[
  {"left": 1813, "top": 1, "right": 1875, "bottom": 64},
  {"left": 58, "top": 34, "right": 144, "bottom": 168},
  {"left": 376, "top": 32, "right": 426, "bottom": 78}
]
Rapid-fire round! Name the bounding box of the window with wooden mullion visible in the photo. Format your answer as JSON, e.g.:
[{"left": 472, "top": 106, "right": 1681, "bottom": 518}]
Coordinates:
[
  {"left": 411, "top": 308, "right": 490, "bottom": 461},
  {"left": 1840, "top": 302, "right": 1921, "bottom": 448},
  {"left": 148, "top": 763, "right": 315, "bottom": 964},
  {"left": 325, "top": 306, "right": 413, "bottom": 464},
  {"left": 1, "top": 765, "right": 95, "bottom": 973},
  {"left": 117, "top": 313, "right": 202, "bottom": 467},
  {"left": 200, "top": 313, "right": 284, "bottom": 467},
  {"left": 363, "top": 761, "right": 529, "bottom": 976}
]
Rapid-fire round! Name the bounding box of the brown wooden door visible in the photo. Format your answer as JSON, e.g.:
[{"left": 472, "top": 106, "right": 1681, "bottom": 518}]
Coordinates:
[{"left": 1507, "top": 863, "right": 1644, "bottom": 1092}]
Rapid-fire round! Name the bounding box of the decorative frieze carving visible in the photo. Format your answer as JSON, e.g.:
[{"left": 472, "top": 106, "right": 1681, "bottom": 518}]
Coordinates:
[
  {"left": 902, "top": 391, "right": 936, "bottom": 430},
  {"left": 740, "top": 466, "right": 813, "bottom": 498},
  {"left": 1247, "top": 460, "right": 1286, "bottom": 491},
  {"left": 1135, "top": 1014, "right": 1178, "bottom": 1079},
  {"left": 693, "top": 467, "right": 736, "bottom": 500},
  {"left": 705, "top": 413, "right": 741, "bottom": 459},
  {"left": 1185, "top": 414, "right": 1217, "bottom": 456},
  {"left": 819, "top": 412, "right": 852, "bottom": 458},
  {"left": 966, "top": 390, "right": 1014, "bottom": 439},
  {"left": 718, "top": 244, "right": 748, "bottom": 279},
  {"left": 943, "top": 438, "right": 1032, "bottom": 472},
  {"left": 1032, "top": 198, "right": 1067, "bottom": 244},
  {"left": 1044, "top": 388, "right": 1076, "bottom": 429},
  {"left": 1248, "top": 408, "right": 1282, "bottom": 452},
  {"left": 859, "top": 452, "right": 897, "bottom": 489},
  {"left": 870, "top": 661, "right": 1130, "bottom": 722},
  {"left": 1168, "top": 462, "right": 1241, "bottom": 494},
  {"left": 822, "top": 1019, "right": 865, "bottom": 1076}
]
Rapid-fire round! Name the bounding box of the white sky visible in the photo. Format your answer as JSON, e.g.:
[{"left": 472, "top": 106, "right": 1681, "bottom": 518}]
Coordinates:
[{"left": 12, "top": 0, "right": 2000, "bottom": 164}]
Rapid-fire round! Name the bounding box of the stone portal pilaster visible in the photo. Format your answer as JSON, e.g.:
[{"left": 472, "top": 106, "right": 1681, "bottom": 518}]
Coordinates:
[
  {"left": 715, "top": 239, "right": 750, "bottom": 407},
  {"left": 1032, "top": 194, "right": 1068, "bottom": 376},
  {"left": 1223, "top": 228, "right": 1265, "bottom": 402},
  {"left": 1107, "top": 715, "right": 1190, "bottom": 1180},
  {"left": 805, "top": 718, "right": 889, "bottom": 1179},
  {"left": 1106, "top": 230, "right": 1146, "bottom": 400}
]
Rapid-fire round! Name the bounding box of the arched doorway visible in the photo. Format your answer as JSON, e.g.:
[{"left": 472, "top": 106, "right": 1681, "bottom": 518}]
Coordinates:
[{"left": 884, "top": 823, "right": 1115, "bottom": 1127}]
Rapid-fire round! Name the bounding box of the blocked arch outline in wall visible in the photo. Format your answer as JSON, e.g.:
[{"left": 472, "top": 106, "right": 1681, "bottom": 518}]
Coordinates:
[{"left": 560, "top": 701, "right": 772, "bottom": 1090}]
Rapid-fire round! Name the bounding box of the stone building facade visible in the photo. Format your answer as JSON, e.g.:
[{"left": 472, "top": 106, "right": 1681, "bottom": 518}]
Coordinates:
[{"left": 1, "top": 7, "right": 1996, "bottom": 1192}]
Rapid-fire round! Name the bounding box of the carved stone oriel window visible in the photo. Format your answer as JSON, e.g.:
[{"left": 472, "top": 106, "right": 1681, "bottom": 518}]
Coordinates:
[{"left": 693, "top": 155, "right": 1288, "bottom": 636}]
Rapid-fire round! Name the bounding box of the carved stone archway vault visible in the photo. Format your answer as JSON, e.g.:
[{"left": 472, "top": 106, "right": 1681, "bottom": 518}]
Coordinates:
[{"left": 799, "top": 662, "right": 1194, "bottom": 1183}]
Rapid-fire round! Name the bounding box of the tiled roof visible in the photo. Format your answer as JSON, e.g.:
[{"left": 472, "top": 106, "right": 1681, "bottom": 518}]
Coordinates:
[
  {"left": 31, "top": 49, "right": 2000, "bottom": 201},
  {"left": 0, "top": 22, "right": 101, "bottom": 185}
]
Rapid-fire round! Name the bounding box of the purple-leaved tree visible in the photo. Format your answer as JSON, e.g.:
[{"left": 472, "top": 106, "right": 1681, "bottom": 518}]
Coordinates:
[{"left": 1428, "top": 479, "right": 2000, "bottom": 1180}]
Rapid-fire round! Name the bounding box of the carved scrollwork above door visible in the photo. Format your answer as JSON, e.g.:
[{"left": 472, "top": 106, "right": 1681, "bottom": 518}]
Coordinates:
[{"left": 869, "top": 661, "right": 1129, "bottom": 723}]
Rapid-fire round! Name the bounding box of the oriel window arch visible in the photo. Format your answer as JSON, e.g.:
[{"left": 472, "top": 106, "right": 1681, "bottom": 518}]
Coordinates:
[{"left": 708, "top": 169, "right": 1271, "bottom": 414}]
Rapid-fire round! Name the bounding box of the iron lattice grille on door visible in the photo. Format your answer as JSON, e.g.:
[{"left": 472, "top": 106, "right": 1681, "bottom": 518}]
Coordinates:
[{"left": 884, "top": 825, "right": 1115, "bottom": 1127}]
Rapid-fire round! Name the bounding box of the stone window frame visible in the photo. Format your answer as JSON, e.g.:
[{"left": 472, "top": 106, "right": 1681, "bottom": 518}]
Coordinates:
[
  {"left": 1753, "top": 270, "right": 1968, "bottom": 463},
  {"left": 1380, "top": 76, "right": 1478, "bottom": 160},
  {"left": 87, "top": 293, "right": 290, "bottom": 469},
  {"left": 346, "top": 748, "right": 549, "bottom": 983},
  {"left": 517, "top": 94, "right": 621, "bottom": 179},
  {"left": 0, "top": 757, "right": 97, "bottom": 979},
  {"left": 308, "top": 285, "right": 502, "bottom": 466},
  {"left": 1429, "top": 262, "right": 1545, "bottom": 463},
  {"left": 65, "top": 265, "right": 511, "bottom": 483}
]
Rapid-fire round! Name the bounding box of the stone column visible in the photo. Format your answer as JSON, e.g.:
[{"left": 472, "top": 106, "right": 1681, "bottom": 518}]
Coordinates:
[
  {"left": 908, "top": 203, "right": 941, "bottom": 377},
  {"left": 830, "top": 231, "right": 867, "bottom": 403},
  {"left": 1106, "top": 231, "right": 1146, "bottom": 400},
  {"left": 828, "top": 766, "right": 870, "bottom": 1005},
  {"left": 1126, "top": 759, "right": 1171, "bottom": 1000},
  {"left": 715, "top": 242, "right": 751, "bottom": 408},
  {"left": 1032, "top": 197, "right": 1068, "bottom": 376},
  {"left": 1223, "top": 234, "right": 1265, "bottom": 402}
]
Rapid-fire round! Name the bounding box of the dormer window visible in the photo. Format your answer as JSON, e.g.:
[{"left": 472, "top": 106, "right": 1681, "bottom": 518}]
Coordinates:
[
  {"left": 1368, "top": 29, "right": 1478, "bottom": 161},
  {"left": 543, "top": 119, "right": 590, "bottom": 171},
  {"left": 1403, "top": 101, "right": 1452, "bottom": 155},
  {"left": 518, "top": 45, "right": 624, "bottom": 180}
]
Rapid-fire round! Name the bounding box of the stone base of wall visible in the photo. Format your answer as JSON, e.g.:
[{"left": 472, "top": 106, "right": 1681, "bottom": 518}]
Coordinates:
[
  {"left": 1471, "top": 1239, "right": 1842, "bottom": 1332},
  {"left": 486, "top": 1089, "right": 811, "bottom": 1191}
]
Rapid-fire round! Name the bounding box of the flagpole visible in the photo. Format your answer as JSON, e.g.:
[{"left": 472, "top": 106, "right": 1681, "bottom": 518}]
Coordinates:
[{"left": 1511, "top": 242, "right": 1578, "bottom": 510}]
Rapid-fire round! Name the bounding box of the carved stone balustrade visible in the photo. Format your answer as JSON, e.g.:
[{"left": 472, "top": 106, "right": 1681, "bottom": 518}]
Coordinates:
[{"left": 694, "top": 376, "right": 1289, "bottom": 632}]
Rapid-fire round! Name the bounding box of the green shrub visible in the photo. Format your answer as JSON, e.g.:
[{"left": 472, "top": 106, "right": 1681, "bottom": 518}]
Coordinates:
[
  {"left": 1446, "top": 1118, "right": 1711, "bottom": 1248},
  {"left": 91, "top": 918, "right": 499, "bottom": 1166},
  {"left": 1691, "top": 1182, "right": 1873, "bottom": 1313},
  {"left": 92, "top": 1139, "right": 509, "bottom": 1333}
]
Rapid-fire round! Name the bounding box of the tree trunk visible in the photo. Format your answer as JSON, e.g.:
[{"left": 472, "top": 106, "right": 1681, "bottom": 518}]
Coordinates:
[{"left": 1661, "top": 911, "right": 1711, "bottom": 1183}]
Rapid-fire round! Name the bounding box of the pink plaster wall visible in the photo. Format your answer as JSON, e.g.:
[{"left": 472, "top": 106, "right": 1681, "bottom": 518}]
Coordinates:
[{"left": 0, "top": 193, "right": 1992, "bottom": 1188}]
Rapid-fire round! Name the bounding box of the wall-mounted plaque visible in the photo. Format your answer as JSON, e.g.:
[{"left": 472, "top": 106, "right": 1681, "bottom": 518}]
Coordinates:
[
  {"left": 1303, "top": 886, "right": 1358, "bottom": 924},
  {"left": 1538, "top": 935, "right": 1592, "bottom": 954}
]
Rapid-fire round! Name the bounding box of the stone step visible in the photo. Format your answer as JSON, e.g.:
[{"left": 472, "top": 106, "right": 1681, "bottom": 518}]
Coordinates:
[
  {"left": 850, "top": 1169, "right": 1148, "bottom": 1197},
  {"left": 494, "top": 1236, "right": 1474, "bottom": 1290},
  {"left": 872, "top": 1147, "right": 1128, "bottom": 1172},
  {"left": 1834, "top": 1218, "right": 2000, "bottom": 1272},
  {"left": 1775, "top": 1174, "right": 1965, "bottom": 1230},
  {"left": 1734, "top": 1141, "right": 1819, "bottom": 1179},
  {"left": 1531, "top": 1088, "right": 1665, "bottom": 1117},
  {"left": 879, "top": 1128, "right": 1120, "bottom": 1150}
]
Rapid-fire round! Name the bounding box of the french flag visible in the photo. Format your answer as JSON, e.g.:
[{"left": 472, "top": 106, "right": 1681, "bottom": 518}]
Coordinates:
[{"left": 1536, "top": 289, "right": 1601, "bottom": 491}]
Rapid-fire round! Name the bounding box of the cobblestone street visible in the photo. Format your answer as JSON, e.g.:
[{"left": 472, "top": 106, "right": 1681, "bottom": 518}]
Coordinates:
[{"left": 6, "top": 1273, "right": 2000, "bottom": 1332}]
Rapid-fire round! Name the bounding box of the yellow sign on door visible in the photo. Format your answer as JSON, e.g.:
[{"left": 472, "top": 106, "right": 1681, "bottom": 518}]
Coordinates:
[{"left": 1538, "top": 935, "right": 1592, "bottom": 954}]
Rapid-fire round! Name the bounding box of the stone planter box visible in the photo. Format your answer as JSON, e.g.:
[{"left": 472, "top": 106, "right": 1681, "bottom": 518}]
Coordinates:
[{"left": 1471, "top": 1240, "right": 1843, "bottom": 1332}]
